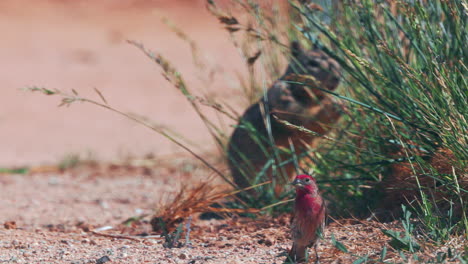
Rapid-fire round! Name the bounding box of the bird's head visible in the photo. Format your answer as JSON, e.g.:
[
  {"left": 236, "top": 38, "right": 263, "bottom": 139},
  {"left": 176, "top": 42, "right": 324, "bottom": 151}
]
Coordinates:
[{"left": 291, "top": 174, "right": 319, "bottom": 197}]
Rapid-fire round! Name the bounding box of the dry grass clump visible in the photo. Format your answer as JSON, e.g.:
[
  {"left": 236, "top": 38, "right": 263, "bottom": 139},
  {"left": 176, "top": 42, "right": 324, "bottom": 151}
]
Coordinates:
[{"left": 150, "top": 182, "right": 259, "bottom": 233}]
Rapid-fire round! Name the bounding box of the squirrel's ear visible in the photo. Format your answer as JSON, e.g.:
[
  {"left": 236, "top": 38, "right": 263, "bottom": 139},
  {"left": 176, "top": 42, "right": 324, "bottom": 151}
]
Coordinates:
[{"left": 290, "top": 41, "right": 303, "bottom": 57}]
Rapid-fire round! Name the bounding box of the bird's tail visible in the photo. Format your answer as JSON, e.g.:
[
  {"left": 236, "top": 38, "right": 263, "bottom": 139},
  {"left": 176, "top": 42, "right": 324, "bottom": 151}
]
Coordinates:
[{"left": 287, "top": 243, "right": 307, "bottom": 263}]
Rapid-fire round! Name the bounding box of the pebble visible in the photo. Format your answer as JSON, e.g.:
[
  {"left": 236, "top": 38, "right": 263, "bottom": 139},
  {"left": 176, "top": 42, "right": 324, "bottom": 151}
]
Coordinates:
[
  {"left": 96, "top": 256, "right": 111, "bottom": 264},
  {"left": 178, "top": 253, "right": 188, "bottom": 259},
  {"left": 48, "top": 177, "right": 60, "bottom": 185},
  {"left": 145, "top": 239, "right": 159, "bottom": 245},
  {"left": 119, "top": 245, "right": 130, "bottom": 250}
]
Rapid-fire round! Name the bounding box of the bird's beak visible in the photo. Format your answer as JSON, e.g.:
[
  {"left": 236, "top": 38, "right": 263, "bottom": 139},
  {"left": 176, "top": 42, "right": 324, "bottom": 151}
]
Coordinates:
[{"left": 291, "top": 178, "right": 303, "bottom": 187}]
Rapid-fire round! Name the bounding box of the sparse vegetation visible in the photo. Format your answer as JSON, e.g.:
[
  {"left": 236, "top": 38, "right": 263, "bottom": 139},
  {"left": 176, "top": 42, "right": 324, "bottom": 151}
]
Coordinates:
[
  {"left": 23, "top": 0, "right": 466, "bottom": 262},
  {"left": 204, "top": 0, "right": 467, "bottom": 236},
  {"left": 292, "top": 0, "right": 467, "bottom": 231}
]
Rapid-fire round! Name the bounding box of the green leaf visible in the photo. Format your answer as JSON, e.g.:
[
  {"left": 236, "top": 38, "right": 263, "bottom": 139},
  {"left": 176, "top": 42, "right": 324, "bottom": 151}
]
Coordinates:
[
  {"left": 399, "top": 251, "right": 407, "bottom": 261},
  {"left": 0, "top": 167, "right": 29, "bottom": 174},
  {"left": 353, "top": 256, "right": 369, "bottom": 264},
  {"left": 381, "top": 229, "right": 421, "bottom": 252},
  {"left": 24, "top": 87, "right": 56, "bottom": 95},
  {"left": 380, "top": 246, "right": 387, "bottom": 262},
  {"left": 331, "top": 233, "right": 348, "bottom": 253}
]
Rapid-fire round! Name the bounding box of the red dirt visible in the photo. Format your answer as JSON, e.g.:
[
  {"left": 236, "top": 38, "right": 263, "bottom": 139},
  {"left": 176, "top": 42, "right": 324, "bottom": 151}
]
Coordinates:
[
  {"left": 0, "top": 0, "right": 243, "bottom": 167},
  {"left": 2, "top": 160, "right": 464, "bottom": 263},
  {"left": 0, "top": 163, "right": 404, "bottom": 263}
]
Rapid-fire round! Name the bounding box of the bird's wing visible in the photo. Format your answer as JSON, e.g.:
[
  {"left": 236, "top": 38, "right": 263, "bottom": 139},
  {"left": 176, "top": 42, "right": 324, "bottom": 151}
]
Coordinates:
[{"left": 307, "top": 199, "right": 326, "bottom": 247}]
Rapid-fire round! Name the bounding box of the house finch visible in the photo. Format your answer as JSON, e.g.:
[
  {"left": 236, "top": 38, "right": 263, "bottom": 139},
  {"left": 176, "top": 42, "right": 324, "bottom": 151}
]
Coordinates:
[{"left": 288, "top": 174, "right": 326, "bottom": 263}]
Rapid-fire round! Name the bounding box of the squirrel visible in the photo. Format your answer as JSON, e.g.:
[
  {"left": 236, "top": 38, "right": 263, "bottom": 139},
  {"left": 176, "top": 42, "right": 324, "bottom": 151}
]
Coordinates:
[{"left": 227, "top": 41, "right": 342, "bottom": 195}]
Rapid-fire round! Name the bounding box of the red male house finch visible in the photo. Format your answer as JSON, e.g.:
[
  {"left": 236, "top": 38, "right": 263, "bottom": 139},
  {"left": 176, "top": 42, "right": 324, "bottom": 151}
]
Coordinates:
[{"left": 288, "top": 174, "right": 326, "bottom": 263}]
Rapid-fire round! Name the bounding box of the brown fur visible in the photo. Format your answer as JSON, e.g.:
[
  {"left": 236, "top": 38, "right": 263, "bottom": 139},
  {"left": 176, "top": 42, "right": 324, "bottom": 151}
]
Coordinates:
[{"left": 227, "top": 42, "right": 342, "bottom": 194}]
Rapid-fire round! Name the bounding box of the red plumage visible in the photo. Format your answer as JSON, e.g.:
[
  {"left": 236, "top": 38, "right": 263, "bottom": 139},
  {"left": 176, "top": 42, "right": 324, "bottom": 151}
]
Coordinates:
[{"left": 288, "top": 174, "right": 326, "bottom": 263}]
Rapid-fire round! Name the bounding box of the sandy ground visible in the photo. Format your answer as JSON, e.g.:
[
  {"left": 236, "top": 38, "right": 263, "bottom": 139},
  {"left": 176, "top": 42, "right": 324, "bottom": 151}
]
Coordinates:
[
  {"left": 0, "top": 161, "right": 424, "bottom": 264},
  {"left": 0, "top": 0, "right": 244, "bottom": 167},
  {"left": 1, "top": 160, "right": 464, "bottom": 263}
]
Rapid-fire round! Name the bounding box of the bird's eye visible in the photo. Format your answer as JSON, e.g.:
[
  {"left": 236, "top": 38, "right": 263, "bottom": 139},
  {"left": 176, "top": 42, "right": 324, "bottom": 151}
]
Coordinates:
[{"left": 305, "top": 178, "right": 310, "bottom": 183}]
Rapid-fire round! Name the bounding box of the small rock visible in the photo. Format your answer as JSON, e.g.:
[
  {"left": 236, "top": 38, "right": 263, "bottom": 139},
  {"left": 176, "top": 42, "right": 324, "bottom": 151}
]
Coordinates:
[
  {"left": 145, "top": 239, "right": 158, "bottom": 245},
  {"left": 179, "top": 253, "right": 188, "bottom": 259},
  {"left": 118, "top": 245, "right": 130, "bottom": 250},
  {"left": 48, "top": 177, "right": 60, "bottom": 185},
  {"left": 76, "top": 222, "right": 93, "bottom": 232},
  {"left": 264, "top": 239, "right": 273, "bottom": 246},
  {"left": 96, "top": 256, "right": 111, "bottom": 264},
  {"left": 95, "top": 199, "right": 109, "bottom": 209}
]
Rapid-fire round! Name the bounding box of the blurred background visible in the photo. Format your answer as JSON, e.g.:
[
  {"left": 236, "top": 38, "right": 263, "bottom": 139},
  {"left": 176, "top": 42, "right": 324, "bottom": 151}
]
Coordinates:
[{"left": 0, "top": 0, "right": 244, "bottom": 166}]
